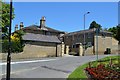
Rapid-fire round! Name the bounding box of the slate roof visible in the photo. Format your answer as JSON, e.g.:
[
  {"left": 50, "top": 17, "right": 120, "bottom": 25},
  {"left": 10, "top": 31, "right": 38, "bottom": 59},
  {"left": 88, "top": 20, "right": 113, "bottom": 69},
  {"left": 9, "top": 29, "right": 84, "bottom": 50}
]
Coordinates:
[
  {"left": 22, "top": 33, "right": 61, "bottom": 43},
  {"left": 22, "top": 25, "right": 65, "bottom": 33},
  {"left": 64, "top": 28, "right": 112, "bottom": 36}
]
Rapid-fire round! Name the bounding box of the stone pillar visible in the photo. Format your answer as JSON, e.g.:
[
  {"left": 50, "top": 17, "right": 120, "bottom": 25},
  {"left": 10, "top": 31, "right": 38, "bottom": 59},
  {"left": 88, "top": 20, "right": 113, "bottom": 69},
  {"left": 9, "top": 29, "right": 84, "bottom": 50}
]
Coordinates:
[
  {"left": 61, "top": 42, "right": 65, "bottom": 56},
  {"left": 57, "top": 44, "right": 61, "bottom": 57},
  {"left": 66, "top": 45, "right": 69, "bottom": 55},
  {"left": 79, "top": 43, "right": 83, "bottom": 56}
]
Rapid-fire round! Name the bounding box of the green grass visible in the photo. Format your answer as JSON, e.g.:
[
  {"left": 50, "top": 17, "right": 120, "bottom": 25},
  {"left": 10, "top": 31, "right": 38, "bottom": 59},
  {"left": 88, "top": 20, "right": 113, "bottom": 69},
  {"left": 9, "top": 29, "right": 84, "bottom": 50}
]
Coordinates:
[
  {"left": 67, "top": 63, "right": 88, "bottom": 80},
  {"left": 67, "top": 55, "right": 119, "bottom": 80}
]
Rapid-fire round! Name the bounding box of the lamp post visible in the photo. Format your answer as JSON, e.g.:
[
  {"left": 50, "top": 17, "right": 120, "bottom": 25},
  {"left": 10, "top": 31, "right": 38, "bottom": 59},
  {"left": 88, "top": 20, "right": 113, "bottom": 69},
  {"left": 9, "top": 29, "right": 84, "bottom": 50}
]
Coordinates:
[
  {"left": 6, "top": 0, "right": 12, "bottom": 80},
  {"left": 83, "top": 12, "right": 90, "bottom": 56}
]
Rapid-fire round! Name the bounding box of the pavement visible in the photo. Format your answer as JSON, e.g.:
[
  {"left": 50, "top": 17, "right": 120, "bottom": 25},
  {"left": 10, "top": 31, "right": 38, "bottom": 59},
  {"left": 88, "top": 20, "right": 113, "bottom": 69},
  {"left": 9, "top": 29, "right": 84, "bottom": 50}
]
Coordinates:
[{"left": 0, "top": 54, "right": 116, "bottom": 79}]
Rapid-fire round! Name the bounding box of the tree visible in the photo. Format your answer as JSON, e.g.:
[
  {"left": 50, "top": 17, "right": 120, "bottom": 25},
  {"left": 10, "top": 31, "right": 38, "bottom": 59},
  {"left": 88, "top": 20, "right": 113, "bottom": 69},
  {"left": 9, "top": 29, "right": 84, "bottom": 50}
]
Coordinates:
[
  {"left": 0, "top": 2, "right": 25, "bottom": 53},
  {"left": 108, "top": 27, "right": 117, "bottom": 38},
  {"left": 108, "top": 25, "right": 120, "bottom": 43},
  {"left": 0, "top": 1, "right": 15, "bottom": 34},
  {"left": 2, "top": 30, "right": 25, "bottom": 53},
  {"left": 89, "top": 21, "right": 102, "bottom": 29}
]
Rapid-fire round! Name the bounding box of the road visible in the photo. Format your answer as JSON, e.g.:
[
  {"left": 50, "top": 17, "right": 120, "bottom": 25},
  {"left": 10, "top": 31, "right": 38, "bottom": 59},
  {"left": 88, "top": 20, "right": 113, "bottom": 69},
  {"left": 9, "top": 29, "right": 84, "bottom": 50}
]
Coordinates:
[{"left": 0, "top": 55, "right": 114, "bottom": 79}]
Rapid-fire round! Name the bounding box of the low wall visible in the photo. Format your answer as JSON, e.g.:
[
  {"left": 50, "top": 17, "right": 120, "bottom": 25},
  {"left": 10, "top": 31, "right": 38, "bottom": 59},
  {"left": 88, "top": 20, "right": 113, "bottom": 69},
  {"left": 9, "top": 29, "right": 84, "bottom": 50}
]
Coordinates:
[
  {"left": 0, "top": 52, "right": 50, "bottom": 60},
  {"left": 85, "top": 46, "right": 94, "bottom": 56},
  {"left": 0, "top": 42, "right": 63, "bottom": 60}
]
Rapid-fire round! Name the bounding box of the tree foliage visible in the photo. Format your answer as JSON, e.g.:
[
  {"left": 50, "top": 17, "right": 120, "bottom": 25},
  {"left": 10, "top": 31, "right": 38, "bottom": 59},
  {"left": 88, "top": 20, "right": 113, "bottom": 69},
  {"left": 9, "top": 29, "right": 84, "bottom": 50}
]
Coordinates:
[
  {"left": 108, "top": 26, "right": 120, "bottom": 43},
  {"left": 0, "top": 1, "right": 15, "bottom": 33},
  {"left": 0, "top": 1, "right": 25, "bottom": 53},
  {"left": 89, "top": 21, "right": 102, "bottom": 29},
  {"left": 2, "top": 30, "right": 25, "bottom": 53}
]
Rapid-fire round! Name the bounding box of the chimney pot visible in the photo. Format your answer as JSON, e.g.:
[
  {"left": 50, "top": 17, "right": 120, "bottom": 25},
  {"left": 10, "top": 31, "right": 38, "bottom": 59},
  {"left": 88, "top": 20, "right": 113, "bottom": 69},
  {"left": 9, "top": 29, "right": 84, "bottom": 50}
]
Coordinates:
[
  {"left": 42, "top": 16, "right": 45, "bottom": 20},
  {"left": 20, "top": 22, "right": 23, "bottom": 25},
  {"left": 20, "top": 22, "right": 24, "bottom": 29},
  {"left": 15, "top": 24, "right": 18, "bottom": 31}
]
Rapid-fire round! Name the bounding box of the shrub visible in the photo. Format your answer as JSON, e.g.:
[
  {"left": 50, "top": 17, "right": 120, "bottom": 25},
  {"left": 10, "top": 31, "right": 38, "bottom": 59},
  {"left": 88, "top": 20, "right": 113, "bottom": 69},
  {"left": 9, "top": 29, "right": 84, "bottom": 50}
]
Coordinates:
[
  {"left": 2, "top": 30, "right": 25, "bottom": 53},
  {"left": 2, "top": 40, "right": 25, "bottom": 53}
]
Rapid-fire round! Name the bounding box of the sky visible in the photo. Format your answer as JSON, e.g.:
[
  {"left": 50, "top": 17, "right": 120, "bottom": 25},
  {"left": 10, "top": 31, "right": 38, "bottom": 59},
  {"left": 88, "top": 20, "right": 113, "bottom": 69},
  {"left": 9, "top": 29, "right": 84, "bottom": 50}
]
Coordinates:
[
  {"left": 11, "top": 2, "right": 118, "bottom": 32},
  {"left": 118, "top": 1, "right": 120, "bottom": 25}
]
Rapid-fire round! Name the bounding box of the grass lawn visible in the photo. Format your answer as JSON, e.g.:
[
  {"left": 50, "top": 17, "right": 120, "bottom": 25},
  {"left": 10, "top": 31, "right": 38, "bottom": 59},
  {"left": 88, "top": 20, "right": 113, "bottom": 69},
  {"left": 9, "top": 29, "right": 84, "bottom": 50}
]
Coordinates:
[{"left": 67, "top": 55, "right": 120, "bottom": 80}]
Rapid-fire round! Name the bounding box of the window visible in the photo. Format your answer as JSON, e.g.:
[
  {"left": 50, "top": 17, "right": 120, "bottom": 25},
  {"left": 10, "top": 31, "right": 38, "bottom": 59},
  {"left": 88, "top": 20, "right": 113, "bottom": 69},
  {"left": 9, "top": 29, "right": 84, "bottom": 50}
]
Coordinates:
[
  {"left": 72, "top": 44, "right": 79, "bottom": 48},
  {"left": 88, "top": 33, "right": 92, "bottom": 38}
]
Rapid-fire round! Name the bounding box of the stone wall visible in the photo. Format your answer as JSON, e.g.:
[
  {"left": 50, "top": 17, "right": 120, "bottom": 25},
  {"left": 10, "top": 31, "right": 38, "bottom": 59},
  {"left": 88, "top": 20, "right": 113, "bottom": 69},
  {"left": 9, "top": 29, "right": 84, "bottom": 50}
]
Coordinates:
[
  {"left": 94, "top": 36, "right": 119, "bottom": 54},
  {"left": 83, "top": 36, "right": 119, "bottom": 55},
  {"left": 94, "top": 36, "right": 112, "bottom": 54},
  {"left": 23, "top": 43, "right": 56, "bottom": 57},
  {"left": 85, "top": 46, "right": 94, "bottom": 56},
  {"left": 0, "top": 41, "right": 62, "bottom": 60},
  {"left": 111, "top": 38, "right": 119, "bottom": 54}
]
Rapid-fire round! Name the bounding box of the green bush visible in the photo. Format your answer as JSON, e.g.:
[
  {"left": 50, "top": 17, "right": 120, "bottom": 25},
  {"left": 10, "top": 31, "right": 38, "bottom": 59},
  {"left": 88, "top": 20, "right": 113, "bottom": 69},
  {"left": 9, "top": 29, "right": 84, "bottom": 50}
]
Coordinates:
[
  {"left": 2, "top": 30, "right": 25, "bottom": 53},
  {"left": 2, "top": 40, "right": 25, "bottom": 53},
  {"left": 2, "top": 40, "right": 9, "bottom": 53}
]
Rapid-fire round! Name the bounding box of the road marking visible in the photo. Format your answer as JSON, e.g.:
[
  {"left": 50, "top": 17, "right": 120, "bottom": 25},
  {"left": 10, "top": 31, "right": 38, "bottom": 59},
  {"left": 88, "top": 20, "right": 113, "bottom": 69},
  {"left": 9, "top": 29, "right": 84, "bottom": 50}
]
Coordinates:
[
  {"left": 0, "top": 59, "right": 57, "bottom": 66},
  {"left": 0, "top": 66, "right": 40, "bottom": 76}
]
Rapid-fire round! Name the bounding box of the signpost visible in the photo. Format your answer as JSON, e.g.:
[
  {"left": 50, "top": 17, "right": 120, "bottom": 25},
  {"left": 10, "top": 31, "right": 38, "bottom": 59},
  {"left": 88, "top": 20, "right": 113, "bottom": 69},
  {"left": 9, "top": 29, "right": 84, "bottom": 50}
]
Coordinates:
[{"left": 96, "top": 28, "right": 100, "bottom": 60}]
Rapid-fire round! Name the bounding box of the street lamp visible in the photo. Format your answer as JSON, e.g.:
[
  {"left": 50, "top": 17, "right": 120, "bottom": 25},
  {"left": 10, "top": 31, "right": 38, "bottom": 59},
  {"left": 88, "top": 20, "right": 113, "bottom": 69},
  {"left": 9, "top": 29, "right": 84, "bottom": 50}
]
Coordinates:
[
  {"left": 83, "top": 12, "right": 90, "bottom": 56},
  {"left": 6, "top": 0, "right": 12, "bottom": 80}
]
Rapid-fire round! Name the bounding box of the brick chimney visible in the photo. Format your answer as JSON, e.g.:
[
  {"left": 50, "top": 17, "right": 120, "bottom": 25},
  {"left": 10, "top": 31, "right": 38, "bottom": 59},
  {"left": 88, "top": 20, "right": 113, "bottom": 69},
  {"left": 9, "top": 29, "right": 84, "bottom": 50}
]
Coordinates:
[
  {"left": 40, "top": 16, "right": 46, "bottom": 29},
  {"left": 20, "top": 22, "right": 24, "bottom": 29},
  {"left": 15, "top": 24, "right": 18, "bottom": 31}
]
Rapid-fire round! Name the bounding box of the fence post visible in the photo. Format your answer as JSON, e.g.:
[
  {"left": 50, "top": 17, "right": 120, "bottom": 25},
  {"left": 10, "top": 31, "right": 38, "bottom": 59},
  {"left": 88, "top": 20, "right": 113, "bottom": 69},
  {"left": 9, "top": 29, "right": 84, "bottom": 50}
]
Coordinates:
[
  {"left": 109, "top": 58, "right": 112, "bottom": 67},
  {"left": 88, "top": 62, "right": 91, "bottom": 68}
]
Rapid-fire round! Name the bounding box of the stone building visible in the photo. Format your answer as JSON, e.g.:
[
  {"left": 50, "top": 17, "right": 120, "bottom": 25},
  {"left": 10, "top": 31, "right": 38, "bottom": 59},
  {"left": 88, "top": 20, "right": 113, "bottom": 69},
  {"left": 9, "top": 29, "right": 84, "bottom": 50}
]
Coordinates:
[
  {"left": 63, "top": 28, "right": 119, "bottom": 56},
  {"left": 14, "top": 16, "right": 65, "bottom": 58}
]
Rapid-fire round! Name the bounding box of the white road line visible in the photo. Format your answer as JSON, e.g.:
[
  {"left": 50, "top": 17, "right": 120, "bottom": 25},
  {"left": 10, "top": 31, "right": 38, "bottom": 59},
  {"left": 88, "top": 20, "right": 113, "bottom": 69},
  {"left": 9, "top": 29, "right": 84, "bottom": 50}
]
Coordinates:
[
  {"left": 0, "top": 59, "right": 57, "bottom": 66},
  {"left": 0, "top": 66, "right": 40, "bottom": 76}
]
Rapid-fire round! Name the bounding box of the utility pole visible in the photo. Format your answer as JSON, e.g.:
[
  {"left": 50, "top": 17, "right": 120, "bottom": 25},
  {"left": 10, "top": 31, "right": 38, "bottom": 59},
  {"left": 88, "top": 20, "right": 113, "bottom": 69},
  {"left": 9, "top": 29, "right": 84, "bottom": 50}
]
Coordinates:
[{"left": 6, "top": 0, "right": 12, "bottom": 80}]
